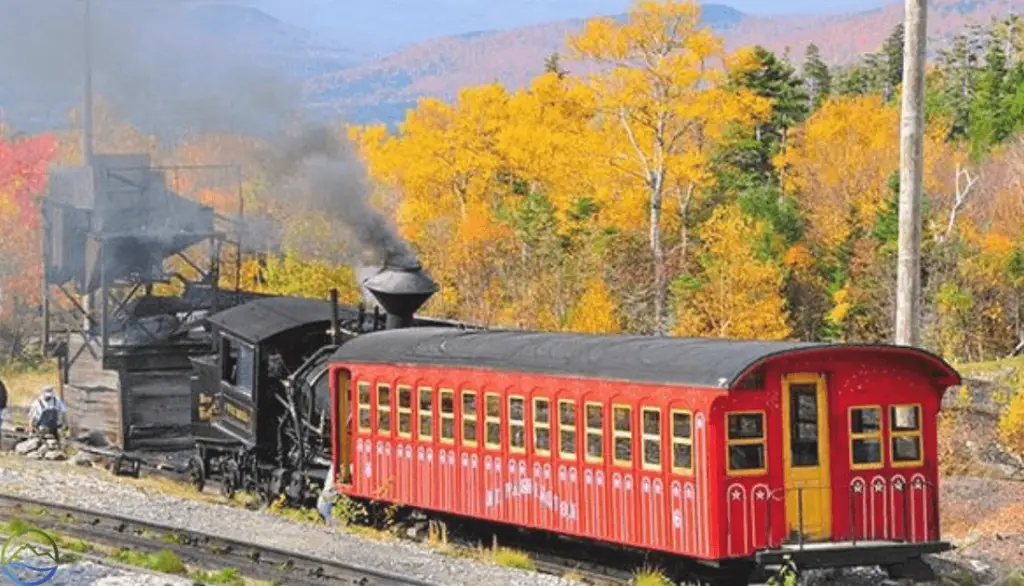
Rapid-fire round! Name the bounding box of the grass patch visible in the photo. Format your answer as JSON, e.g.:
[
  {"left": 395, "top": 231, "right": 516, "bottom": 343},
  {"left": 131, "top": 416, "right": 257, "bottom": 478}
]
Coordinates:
[
  {"left": 1, "top": 518, "right": 32, "bottom": 534},
  {"left": 562, "top": 571, "right": 585, "bottom": 583},
  {"left": 190, "top": 567, "right": 246, "bottom": 585},
  {"left": 632, "top": 567, "right": 673, "bottom": 586},
  {"left": 1005, "top": 568, "right": 1024, "bottom": 586},
  {"left": 491, "top": 547, "right": 534, "bottom": 571},
  {"left": 110, "top": 547, "right": 187, "bottom": 575},
  {"left": 2, "top": 361, "right": 59, "bottom": 408}
]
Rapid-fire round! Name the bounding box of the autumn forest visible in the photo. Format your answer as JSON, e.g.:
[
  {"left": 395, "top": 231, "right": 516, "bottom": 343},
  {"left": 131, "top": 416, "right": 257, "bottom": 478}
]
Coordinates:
[{"left": 3, "top": 0, "right": 1024, "bottom": 365}]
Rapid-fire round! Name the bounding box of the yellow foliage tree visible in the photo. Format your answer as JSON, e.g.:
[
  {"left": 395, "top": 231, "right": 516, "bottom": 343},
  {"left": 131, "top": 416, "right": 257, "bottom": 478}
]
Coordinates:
[
  {"left": 567, "top": 277, "right": 622, "bottom": 334},
  {"left": 568, "top": 0, "right": 770, "bottom": 333},
  {"left": 673, "top": 204, "right": 791, "bottom": 340},
  {"left": 253, "top": 251, "right": 361, "bottom": 302},
  {"left": 778, "top": 95, "right": 953, "bottom": 249}
]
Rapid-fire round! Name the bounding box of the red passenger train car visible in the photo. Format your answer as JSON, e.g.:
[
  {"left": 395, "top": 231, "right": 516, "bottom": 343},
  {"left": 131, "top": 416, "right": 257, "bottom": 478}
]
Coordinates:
[{"left": 327, "top": 327, "right": 961, "bottom": 585}]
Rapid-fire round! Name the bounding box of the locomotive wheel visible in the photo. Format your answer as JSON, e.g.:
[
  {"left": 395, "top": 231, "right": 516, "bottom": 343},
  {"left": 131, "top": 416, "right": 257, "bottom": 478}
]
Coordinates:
[
  {"left": 220, "top": 474, "right": 237, "bottom": 499},
  {"left": 186, "top": 455, "right": 206, "bottom": 493},
  {"left": 221, "top": 461, "right": 239, "bottom": 499}
]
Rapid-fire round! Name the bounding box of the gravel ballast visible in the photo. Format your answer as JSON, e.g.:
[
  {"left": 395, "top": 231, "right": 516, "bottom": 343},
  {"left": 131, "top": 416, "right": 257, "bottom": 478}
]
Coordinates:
[
  {"left": 33, "top": 560, "right": 194, "bottom": 586},
  {"left": 0, "top": 456, "right": 570, "bottom": 586}
]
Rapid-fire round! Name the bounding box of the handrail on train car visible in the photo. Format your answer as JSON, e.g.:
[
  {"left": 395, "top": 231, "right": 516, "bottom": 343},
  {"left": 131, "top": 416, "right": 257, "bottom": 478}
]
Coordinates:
[{"left": 736, "top": 479, "right": 944, "bottom": 554}]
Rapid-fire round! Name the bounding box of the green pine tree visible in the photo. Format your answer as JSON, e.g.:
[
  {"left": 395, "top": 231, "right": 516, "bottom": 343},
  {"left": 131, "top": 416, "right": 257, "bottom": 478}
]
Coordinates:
[{"left": 803, "top": 43, "right": 833, "bottom": 108}]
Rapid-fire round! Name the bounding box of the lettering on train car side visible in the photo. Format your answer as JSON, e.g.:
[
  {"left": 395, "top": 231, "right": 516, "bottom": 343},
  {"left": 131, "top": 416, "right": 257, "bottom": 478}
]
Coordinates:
[
  {"left": 483, "top": 475, "right": 579, "bottom": 521},
  {"left": 225, "top": 402, "right": 251, "bottom": 425}
]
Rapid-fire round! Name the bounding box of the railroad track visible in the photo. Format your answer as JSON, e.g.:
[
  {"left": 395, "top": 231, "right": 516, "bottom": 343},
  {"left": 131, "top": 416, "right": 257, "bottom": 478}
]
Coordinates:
[{"left": 0, "top": 494, "right": 437, "bottom": 586}]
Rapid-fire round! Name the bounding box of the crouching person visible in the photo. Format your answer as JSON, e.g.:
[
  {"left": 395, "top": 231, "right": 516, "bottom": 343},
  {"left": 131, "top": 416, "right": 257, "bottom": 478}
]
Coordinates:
[
  {"left": 28, "top": 386, "right": 67, "bottom": 441},
  {"left": 317, "top": 463, "right": 337, "bottom": 523}
]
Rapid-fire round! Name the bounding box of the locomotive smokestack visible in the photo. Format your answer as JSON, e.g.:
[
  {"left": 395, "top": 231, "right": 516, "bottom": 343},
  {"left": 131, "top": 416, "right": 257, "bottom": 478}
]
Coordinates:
[{"left": 362, "top": 254, "right": 438, "bottom": 330}]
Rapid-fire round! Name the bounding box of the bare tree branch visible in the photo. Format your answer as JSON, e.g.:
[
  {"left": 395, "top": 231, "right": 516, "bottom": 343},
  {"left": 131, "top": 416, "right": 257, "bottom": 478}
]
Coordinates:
[{"left": 939, "top": 163, "right": 978, "bottom": 244}]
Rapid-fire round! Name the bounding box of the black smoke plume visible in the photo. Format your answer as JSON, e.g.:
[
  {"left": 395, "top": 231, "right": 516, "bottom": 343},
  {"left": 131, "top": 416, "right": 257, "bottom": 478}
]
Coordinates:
[{"left": 0, "top": 0, "right": 415, "bottom": 270}]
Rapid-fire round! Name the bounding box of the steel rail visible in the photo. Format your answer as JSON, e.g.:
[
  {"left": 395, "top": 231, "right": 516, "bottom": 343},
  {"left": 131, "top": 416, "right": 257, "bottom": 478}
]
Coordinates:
[{"left": 0, "top": 493, "right": 438, "bottom": 586}]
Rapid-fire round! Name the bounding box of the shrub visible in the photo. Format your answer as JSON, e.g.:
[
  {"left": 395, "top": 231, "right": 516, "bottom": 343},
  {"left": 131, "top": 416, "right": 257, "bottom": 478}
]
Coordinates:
[{"left": 997, "top": 381, "right": 1024, "bottom": 456}]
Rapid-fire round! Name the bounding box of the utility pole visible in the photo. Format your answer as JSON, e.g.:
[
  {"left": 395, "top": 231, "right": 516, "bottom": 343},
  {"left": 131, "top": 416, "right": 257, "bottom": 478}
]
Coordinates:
[
  {"left": 895, "top": 0, "right": 927, "bottom": 347},
  {"left": 82, "top": 0, "right": 95, "bottom": 332},
  {"left": 83, "top": 0, "right": 94, "bottom": 166}
]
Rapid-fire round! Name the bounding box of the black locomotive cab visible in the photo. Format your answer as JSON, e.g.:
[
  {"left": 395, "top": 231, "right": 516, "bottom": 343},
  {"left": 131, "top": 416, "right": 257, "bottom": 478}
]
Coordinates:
[
  {"left": 183, "top": 260, "right": 456, "bottom": 505},
  {"left": 188, "top": 296, "right": 344, "bottom": 501}
]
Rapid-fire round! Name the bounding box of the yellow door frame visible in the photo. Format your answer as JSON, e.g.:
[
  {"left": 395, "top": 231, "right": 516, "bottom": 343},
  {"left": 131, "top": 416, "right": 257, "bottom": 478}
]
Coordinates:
[
  {"left": 781, "top": 372, "right": 832, "bottom": 540},
  {"left": 335, "top": 368, "right": 352, "bottom": 484}
]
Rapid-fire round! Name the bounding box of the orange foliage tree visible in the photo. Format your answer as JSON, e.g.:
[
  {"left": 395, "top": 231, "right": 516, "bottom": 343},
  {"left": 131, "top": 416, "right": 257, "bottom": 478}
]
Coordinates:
[{"left": 0, "top": 132, "right": 57, "bottom": 353}]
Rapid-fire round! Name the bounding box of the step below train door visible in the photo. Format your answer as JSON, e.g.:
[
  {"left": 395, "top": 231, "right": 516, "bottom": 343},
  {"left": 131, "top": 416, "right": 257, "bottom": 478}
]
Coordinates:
[
  {"left": 782, "top": 373, "right": 832, "bottom": 541},
  {"left": 332, "top": 366, "right": 353, "bottom": 486}
]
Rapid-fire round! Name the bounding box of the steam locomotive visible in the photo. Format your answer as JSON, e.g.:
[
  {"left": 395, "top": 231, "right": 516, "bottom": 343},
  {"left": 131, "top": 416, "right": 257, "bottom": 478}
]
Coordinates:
[{"left": 183, "top": 257, "right": 466, "bottom": 504}]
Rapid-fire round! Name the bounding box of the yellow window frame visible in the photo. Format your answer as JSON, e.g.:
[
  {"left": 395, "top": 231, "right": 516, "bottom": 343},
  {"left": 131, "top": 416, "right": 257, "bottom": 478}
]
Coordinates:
[
  {"left": 584, "top": 401, "right": 604, "bottom": 464},
  {"left": 356, "top": 381, "right": 371, "bottom": 433},
  {"left": 376, "top": 383, "right": 392, "bottom": 434},
  {"left": 612, "top": 404, "right": 632, "bottom": 468},
  {"left": 671, "top": 409, "right": 693, "bottom": 475},
  {"left": 461, "top": 390, "right": 478, "bottom": 448},
  {"left": 397, "top": 385, "right": 413, "bottom": 438},
  {"left": 484, "top": 392, "right": 501, "bottom": 450},
  {"left": 558, "top": 399, "right": 577, "bottom": 461},
  {"left": 849, "top": 405, "right": 884, "bottom": 470},
  {"left": 418, "top": 387, "right": 434, "bottom": 441},
  {"left": 725, "top": 410, "right": 767, "bottom": 477},
  {"left": 533, "top": 397, "right": 551, "bottom": 457},
  {"left": 509, "top": 395, "right": 526, "bottom": 454},
  {"left": 890, "top": 403, "right": 924, "bottom": 468},
  {"left": 641, "top": 407, "right": 662, "bottom": 471},
  {"left": 439, "top": 388, "right": 455, "bottom": 444}
]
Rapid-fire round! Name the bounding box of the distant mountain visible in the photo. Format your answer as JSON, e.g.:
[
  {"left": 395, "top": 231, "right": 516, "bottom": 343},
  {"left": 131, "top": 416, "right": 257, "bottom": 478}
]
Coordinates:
[
  {"left": 0, "top": 1, "right": 359, "bottom": 135},
  {"left": 305, "top": 4, "right": 747, "bottom": 123},
  {"left": 4, "top": 0, "right": 1023, "bottom": 134},
  {"left": 311, "top": 0, "right": 1024, "bottom": 125}
]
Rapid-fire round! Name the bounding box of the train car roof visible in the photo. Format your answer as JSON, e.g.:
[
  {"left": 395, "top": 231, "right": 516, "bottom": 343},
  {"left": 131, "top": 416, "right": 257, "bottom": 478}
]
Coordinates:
[
  {"left": 207, "top": 296, "right": 478, "bottom": 345},
  {"left": 329, "top": 327, "right": 961, "bottom": 389},
  {"left": 207, "top": 297, "right": 338, "bottom": 343}
]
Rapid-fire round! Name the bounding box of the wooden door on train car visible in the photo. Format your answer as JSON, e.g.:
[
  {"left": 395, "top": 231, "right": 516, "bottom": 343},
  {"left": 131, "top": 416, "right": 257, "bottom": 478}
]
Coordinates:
[
  {"left": 781, "top": 373, "right": 832, "bottom": 541},
  {"left": 332, "top": 367, "right": 352, "bottom": 485}
]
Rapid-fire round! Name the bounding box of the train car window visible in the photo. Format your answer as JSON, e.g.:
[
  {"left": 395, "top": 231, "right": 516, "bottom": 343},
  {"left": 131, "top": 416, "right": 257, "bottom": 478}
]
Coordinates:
[
  {"left": 849, "top": 406, "right": 883, "bottom": 468},
  {"left": 641, "top": 407, "right": 662, "bottom": 470},
  {"left": 890, "top": 405, "right": 923, "bottom": 466},
  {"left": 612, "top": 405, "right": 632, "bottom": 467},
  {"left": 585, "top": 402, "right": 604, "bottom": 463},
  {"left": 357, "top": 382, "right": 371, "bottom": 432},
  {"left": 671, "top": 410, "right": 693, "bottom": 473},
  {"left": 726, "top": 412, "right": 766, "bottom": 475},
  {"left": 485, "top": 393, "right": 501, "bottom": 449},
  {"left": 534, "top": 398, "right": 551, "bottom": 456},
  {"left": 558, "top": 399, "right": 577, "bottom": 460},
  {"left": 462, "top": 391, "right": 478, "bottom": 447},
  {"left": 418, "top": 387, "right": 434, "bottom": 441},
  {"left": 440, "top": 389, "right": 455, "bottom": 444},
  {"left": 397, "top": 385, "right": 413, "bottom": 438},
  {"left": 789, "top": 383, "right": 820, "bottom": 467},
  {"left": 377, "top": 383, "right": 392, "bottom": 434},
  {"left": 509, "top": 396, "right": 526, "bottom": 453},
  {"left": 235, "top": 344, "right": 255, "bottom": 396}
]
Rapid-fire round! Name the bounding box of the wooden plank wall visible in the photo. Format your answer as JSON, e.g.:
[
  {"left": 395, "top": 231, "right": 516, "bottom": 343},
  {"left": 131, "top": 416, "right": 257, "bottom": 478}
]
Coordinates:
[
  {"left": 63, "top": 335, "right": 204, "bottom": 452},
  {"left": 121, "top": 369, "right": 195, "bottom": 451},
  {"left": 65, "top": 336, "right": 122, "bottom": 447}
]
